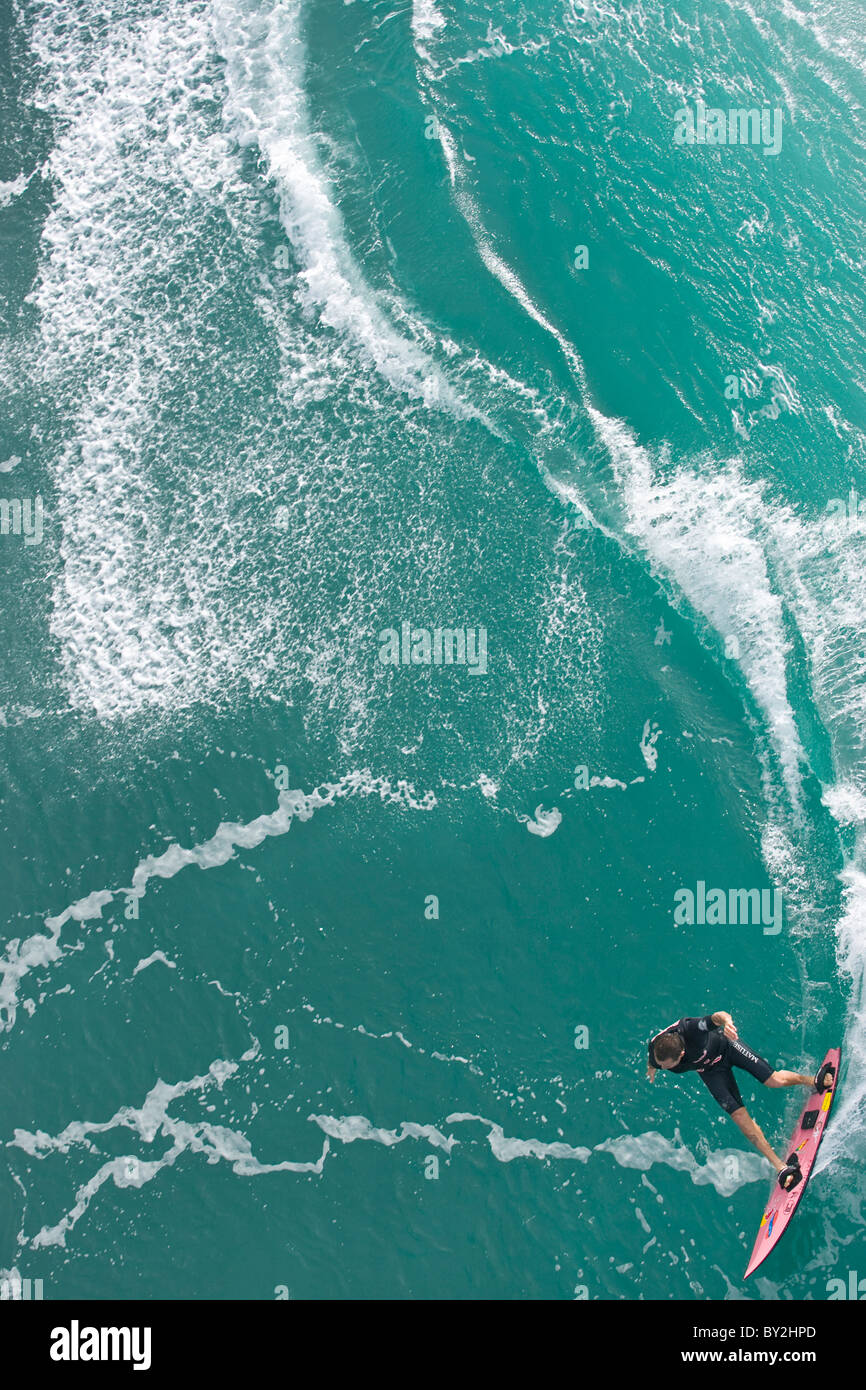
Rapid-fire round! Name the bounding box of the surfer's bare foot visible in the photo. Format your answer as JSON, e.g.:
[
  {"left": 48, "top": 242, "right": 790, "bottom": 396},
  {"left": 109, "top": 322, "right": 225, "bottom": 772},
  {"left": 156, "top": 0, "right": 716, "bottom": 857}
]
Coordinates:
[{"left": 814, "top": 1062, "right": 835, "bottom": 1093}]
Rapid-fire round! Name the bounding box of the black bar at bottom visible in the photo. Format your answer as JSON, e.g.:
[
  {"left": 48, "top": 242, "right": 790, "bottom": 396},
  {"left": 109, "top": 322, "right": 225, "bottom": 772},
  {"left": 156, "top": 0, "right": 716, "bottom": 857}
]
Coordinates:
[{"left": 2, "top": 1297, "right": 860, "bottom": 1375}]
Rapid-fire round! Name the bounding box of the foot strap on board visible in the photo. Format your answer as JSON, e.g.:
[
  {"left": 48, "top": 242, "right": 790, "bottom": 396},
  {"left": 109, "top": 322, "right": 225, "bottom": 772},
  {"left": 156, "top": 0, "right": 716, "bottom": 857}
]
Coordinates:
[
  {"left": 814, "top": 1062, "right": 835, "bottom": 1094},
  {"left": 777, "top": 1159, "right": 802, "bottom": 1192}
]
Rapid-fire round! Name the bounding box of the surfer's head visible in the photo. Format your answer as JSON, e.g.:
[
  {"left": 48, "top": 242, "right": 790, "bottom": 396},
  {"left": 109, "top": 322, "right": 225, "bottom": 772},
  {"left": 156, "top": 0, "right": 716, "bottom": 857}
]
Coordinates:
[{"left": 653, "top": 1032, "right": 685, "bottom": 1068}]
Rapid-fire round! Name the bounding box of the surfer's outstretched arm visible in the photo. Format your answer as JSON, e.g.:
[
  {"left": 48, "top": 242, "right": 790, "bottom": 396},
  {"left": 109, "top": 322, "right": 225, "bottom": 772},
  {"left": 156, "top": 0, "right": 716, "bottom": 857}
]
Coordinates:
[{"left": 729, "top": 1106, "right": 784, "bottom": 1171}]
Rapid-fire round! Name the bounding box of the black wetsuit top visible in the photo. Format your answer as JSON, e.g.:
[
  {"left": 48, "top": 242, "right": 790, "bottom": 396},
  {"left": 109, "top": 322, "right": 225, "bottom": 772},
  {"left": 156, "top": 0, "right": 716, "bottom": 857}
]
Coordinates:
[
  {"left": 648, "top": 1015, "right": 725, "bottom": 1073},
  {"left": 648, "top": 1016, "right": 774, "bottom": 1114}
]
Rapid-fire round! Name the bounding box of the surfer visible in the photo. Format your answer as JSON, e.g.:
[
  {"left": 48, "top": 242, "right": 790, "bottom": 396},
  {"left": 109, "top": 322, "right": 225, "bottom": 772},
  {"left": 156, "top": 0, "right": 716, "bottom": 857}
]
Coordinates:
[{"left": 646, "top": 1011, "right": 835, "bottom": 1190}]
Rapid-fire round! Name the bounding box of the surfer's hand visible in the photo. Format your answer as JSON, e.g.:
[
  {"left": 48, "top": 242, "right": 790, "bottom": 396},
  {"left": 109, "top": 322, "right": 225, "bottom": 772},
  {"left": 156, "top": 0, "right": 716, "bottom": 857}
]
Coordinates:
[
  {"left": 646, "top": 1065, "right": 657, "bottom": 1081},
  {"left": 713, "top": 1011, "right": 738, "bottom": 1040}
]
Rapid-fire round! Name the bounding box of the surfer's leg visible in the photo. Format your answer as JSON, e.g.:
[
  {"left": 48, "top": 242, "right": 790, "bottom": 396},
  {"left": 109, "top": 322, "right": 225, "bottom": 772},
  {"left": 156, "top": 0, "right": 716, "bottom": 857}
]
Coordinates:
[
  {"left": 729, "top": 1106, "right": 785, "bottom": 1171},
  {"left": 701, "top": 1068, "right": 785, "bottom": 1170},
  {"left": 764, "top": 1069, "right": 813, "bottom": 1088},
  {"left": 725, "top": 1038, "right": 805, "bottom": 1089}
]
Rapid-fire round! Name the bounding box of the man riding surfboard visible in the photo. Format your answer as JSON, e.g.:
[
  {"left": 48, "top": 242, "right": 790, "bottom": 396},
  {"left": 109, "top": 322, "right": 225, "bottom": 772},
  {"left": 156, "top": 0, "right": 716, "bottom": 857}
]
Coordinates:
[{"left": 646, "top": 1011, "right": 835, "bottom": 1191}]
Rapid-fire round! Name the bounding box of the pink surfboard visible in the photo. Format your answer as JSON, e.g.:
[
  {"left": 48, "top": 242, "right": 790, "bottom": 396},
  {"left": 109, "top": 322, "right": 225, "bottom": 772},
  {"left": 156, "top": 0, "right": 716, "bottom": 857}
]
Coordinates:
[{"left": 744, "top": 1046, "right": 841, "bottom": 1279}]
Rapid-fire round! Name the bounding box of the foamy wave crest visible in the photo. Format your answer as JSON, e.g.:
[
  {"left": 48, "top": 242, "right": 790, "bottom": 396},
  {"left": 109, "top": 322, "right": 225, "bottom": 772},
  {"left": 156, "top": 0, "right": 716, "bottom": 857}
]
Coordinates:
[
  {"left": 760, "top": 507, "right": 866, "bottom": 1146},
  {"left": 411, "top": 0, "right": 447, "bottom": 51},
  {"left": 593, "top": 406, "right": 866, "bottom": 1144},
  {"left": 816, "top": 863, "right": 866, "bottom": 1167},
  {"left": 213, "top": 0, "right": 473, "bottom": 416},
  {"left": 593, "top": 409, "right": 806, "bottom": 810}
]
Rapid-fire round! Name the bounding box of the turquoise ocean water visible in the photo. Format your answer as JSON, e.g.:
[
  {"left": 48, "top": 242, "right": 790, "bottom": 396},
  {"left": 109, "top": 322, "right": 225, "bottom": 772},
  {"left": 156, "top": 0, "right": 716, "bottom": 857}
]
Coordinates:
[{"left": 0, "top": 0, "right": 864, "bottom": 1300}]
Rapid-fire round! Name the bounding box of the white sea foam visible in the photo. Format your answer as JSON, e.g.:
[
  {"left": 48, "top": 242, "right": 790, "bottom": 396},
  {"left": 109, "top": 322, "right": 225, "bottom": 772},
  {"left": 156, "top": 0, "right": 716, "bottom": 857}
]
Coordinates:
[
  {"left": 413, "top": 0, "right": 864, "bottom": 1189},
  {"left": 408, "top": 31, "right": 600, "bottom": 469},
  {"left": 815, "top": 862, "right": 866, "bottom": 1168},
  {"left": 446, "top": 1113, "right": 591, "bottom": 1163},
  {"left": 591, "top": 407, "right": 866, "bottom": 1140},
  {"left": 309, "top": 1115, "right": 458, "bottom": 1152},
  {"left": 0, "top": 773, "right": 435, "bottom": 1031},
  {"left": 213, "top": 0, "right": 471, "bottom": 417},
  {"left": 822, "top": 783, "right": 866, "bottom": 827},
  {"left": 0, "top": 170, "right": 37, "bottom": 207},
  {"left": 595, "top": 407, "right": 866, "bottom": 1149},
  {"left": 593, "top": 409, "right": 805, "bottom": 811},
  {"left": 13, "top": 1082, "right": 778, "bottom": 1249},
  {"left": 28, "top": 0, "right": 247, "bottom": 718},
  {"left": 451, "top": 178, "right": 590, "bottom": 397},
  {"left": 777, "top": 0, "right": 866, "bottom": 78},
  {"left": 131, "top": 951, "right": 177, "bottom": 976},
  {"left": 595, "top": 1131, "right": 769, "bottom": 1196},
  {"left": 11, "top": 1049, "right": 330, "bottom": 1250},
  {"left": 313, "top": 1109, "right": 766, "bottom": 1195},
  {"left": 760, "top": 511, "right": 866, "bottom": 1151},
  {"left": 639, "top": 719, "right": 662, "bottom": 773},
  {"left": 520, "top": 805, "right": 562, "bottom": 837},
  {"left": 733, "top": 0, "right": 864, "bottom": 113},
  {"left": 411, "top": 0, "right": 446, "bottom": 46},
  {"left": 27, "top": 0, "right": 488, "bottom": 726}
]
